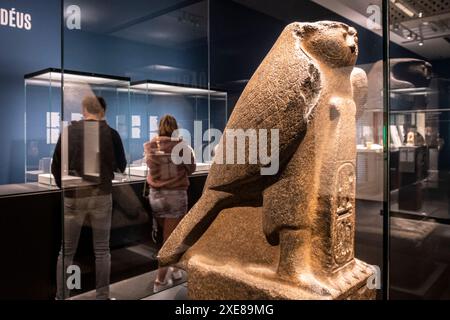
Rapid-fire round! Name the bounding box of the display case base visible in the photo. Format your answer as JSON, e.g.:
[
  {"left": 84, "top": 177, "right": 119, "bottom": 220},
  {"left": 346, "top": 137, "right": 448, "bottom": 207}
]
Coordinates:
[
  {"left": 38, "top": 173, "right": 82, "bottom": 186},
  {"left": 128, "top": 163, "right": 211, "bottom": 177},
  {"left": 129, "top": 166, "right": 148, "bottom": 177}
]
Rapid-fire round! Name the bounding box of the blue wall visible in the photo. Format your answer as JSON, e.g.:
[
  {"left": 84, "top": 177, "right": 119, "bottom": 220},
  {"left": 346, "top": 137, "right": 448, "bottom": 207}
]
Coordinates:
[
  {"left": 64, "top": 30, "right": 208, "bottom": 85},
  {"left": 0, "top": 0, "right": 60, "bottom": 184}
]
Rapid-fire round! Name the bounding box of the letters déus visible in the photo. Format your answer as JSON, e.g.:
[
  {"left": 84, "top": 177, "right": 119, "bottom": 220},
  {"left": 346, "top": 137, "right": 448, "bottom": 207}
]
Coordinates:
[{"left": 0, "top": 8, "right": 32, "bottom": 31}]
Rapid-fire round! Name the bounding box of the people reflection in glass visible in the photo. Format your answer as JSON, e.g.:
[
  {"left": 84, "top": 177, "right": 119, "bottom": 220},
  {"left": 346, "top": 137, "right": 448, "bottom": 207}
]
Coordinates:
[
  {"left": 51, "top": 96, "right": 127, "bottom": 300},
  {"left": 144, "top": 114, "right": 196, "bottom": 293}
]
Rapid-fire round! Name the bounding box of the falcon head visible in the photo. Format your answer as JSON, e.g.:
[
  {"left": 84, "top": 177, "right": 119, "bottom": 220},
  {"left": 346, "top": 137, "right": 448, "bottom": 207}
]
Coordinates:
[{"left": 299, "top": 21, "right": 359, "bottom": 69}]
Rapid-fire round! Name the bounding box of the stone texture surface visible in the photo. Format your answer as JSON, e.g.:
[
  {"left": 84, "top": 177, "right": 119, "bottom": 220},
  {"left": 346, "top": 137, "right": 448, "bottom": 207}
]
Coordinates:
[
  {"left": 159, "top": 21, "right": 375, "bottom": 300},
  {"left": 185, "top": 207, "right": 375, "bottom": 300}
]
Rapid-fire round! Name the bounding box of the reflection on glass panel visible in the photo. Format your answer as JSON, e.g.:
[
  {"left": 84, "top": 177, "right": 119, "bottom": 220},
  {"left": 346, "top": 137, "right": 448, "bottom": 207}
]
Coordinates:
[
  {"left": 25, "top": 70, "right": 61, "bottom": 186},
  {"left": 388, "top": 0, "right": 450, "bottom": 299},
  {"left": 26, "top": 69, "right": 131, "bottom": 187},
  {"left": 58, "top": 0, "right": 210, "bottom": 300}
]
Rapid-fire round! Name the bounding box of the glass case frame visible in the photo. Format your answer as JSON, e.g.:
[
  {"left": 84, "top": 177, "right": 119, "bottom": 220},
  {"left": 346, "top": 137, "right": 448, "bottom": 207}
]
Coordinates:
[{"left": 24, "top": 68, "right": 131, "bottom": 187}]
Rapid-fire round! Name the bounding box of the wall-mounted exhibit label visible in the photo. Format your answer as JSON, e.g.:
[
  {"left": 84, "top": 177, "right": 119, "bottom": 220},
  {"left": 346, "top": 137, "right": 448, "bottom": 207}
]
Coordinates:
[{"left": 0, "top": 8, "right": 32, "bottom": 31}]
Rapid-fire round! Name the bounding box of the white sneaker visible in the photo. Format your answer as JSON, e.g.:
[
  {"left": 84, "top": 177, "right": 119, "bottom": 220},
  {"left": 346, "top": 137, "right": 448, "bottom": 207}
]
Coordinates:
[
  {"left": 153, "top": 277, "right": 173, "bottom": 293},
  {"left": 170, "top": 267, "right": 184, "bottom": 281}
]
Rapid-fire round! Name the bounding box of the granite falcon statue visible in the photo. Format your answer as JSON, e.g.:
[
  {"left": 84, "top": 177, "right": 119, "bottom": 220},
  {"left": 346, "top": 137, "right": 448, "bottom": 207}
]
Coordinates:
[{"left": 158, "top": 21, "right": 368, "bottom": 296}]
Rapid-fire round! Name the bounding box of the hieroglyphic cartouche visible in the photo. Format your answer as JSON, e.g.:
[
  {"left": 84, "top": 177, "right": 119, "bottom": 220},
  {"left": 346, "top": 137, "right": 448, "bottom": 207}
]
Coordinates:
[{"left": 333, "top": 163, "right": 356, "bottom": 267}]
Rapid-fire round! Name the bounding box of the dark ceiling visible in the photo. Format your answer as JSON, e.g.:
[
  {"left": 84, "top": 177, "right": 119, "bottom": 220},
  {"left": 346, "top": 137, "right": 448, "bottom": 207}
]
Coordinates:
[{"left": 66, "top": 0, "right": 208, "bottom": 48}]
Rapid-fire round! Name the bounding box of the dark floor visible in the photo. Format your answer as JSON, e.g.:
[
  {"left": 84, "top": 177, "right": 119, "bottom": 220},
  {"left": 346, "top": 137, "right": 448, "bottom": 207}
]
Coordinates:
[
  {"left": 356, "top": 194, "right": 450, "bottom": 300},
  {"left": 72, "top": 268, "right": 188, "bottom": 300},
  {"left": 68, "top": 242, "right": 160, "bottom": 299}
]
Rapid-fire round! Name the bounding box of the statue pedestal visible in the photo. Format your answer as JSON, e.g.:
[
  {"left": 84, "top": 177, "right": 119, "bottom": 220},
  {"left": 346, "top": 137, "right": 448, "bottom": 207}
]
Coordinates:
[
  {"left": 187, "top": 257, "right": 375, "bottom": 300},
  {"left": 181, "top": 207, "right": 376, "bottom": 300}
]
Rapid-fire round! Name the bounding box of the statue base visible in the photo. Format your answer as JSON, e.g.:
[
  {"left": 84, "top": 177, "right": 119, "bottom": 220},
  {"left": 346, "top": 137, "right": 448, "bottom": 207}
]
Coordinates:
[
  {"left": 181, "top": 206, "right": 376, "bottom": 300},
  {"left": 187, "top": 256, "right": 375, "bottom": 300}
]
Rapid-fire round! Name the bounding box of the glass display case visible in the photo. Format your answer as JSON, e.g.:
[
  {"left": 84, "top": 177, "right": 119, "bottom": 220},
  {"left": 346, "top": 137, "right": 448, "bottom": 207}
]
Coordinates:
[
  {"left": 24, "top": 69, "right": 61, "bottom": 186},
  {"left": 57, "top": 0, "right": 212, "bottom": 301},
  {"left": 128, "top": 80, "right": 228, "bottom": 177},
  {"left": 389, "top": 78, "right": 450, "bottom": 223},
  {"left": 356, "top": 62, "right": 385, "bottom": 202},
  {"left": 25, "top": 68, "right": 131, "bottom": 187},
  {"left": 389, "top": 68, "right": 450, "bottom": 298}
]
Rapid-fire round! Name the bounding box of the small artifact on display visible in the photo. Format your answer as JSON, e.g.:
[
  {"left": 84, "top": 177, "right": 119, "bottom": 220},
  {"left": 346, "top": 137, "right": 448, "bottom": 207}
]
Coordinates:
[
  {"left": 406, "top": 131, "right": 416, "bottom": 147},
  {"left": 158, "top": 21, "right": 376, "bottom": 300},
  {"left": 403, "top": 126, "right": 426, "bottom": 147}
]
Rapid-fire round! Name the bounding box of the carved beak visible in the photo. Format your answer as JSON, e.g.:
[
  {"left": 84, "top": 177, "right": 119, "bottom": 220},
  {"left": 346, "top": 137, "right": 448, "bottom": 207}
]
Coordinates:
[
  {"left": 347, "top": 28, "right": 358, "bottom": 56},
  {"left": 346, "top": 35, "right": 357, "bottom": 55}
]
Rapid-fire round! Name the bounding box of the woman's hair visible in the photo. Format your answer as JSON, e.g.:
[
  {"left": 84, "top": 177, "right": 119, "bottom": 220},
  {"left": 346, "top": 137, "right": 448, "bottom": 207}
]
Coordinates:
[{"left": 159, "top": 114, "right": 179, "bottom": 137}]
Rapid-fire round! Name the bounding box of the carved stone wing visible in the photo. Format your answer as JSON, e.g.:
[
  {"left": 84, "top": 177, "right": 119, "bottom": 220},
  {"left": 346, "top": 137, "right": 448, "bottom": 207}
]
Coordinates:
[{"left": 207, "top": 22, "right": 322, "bottom": 193}]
